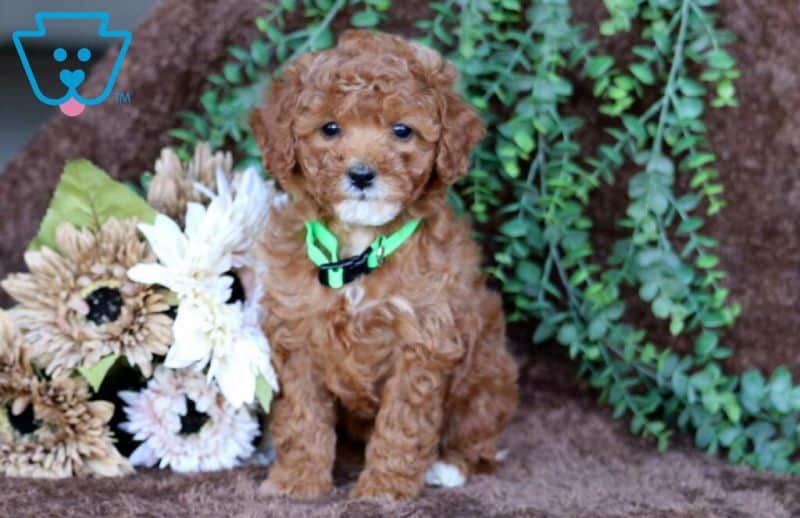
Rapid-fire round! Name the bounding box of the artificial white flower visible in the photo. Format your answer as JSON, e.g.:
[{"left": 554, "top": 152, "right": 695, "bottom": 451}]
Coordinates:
[
  {"left": 118, "top": 365, "right": 260, "bottom": 472},
  {"left": 129, "top": 167, "right": 271, "bottom": 299},
  {"left": 164, "top": 289, "right": 279, "bottom": 408},
  {"left": 128, "top": 167, "right": 280, "bottom": 408}
]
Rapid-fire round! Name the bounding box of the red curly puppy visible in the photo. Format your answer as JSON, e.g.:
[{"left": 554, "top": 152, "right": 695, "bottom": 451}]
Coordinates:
[{"left": 250, "top": 30, "right": 518, "bottom": 500}]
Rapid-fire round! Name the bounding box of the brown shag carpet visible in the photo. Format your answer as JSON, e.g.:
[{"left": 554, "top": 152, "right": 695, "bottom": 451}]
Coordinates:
[{"left": 1, "top": 354, "right": 798, "bottom": 518}]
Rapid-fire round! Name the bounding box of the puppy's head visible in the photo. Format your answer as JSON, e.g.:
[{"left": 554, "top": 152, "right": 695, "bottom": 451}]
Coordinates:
[{"left": 250, "top": 30, "right": 484, "bottom": 227}]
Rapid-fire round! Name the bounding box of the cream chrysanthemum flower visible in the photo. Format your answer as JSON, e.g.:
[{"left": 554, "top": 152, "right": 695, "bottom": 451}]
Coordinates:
[
  {"left": 119, "top": 365, "right": 259, "bottom": 472},
  {"left": 1, "top": 218, "right": 172, "bottom": 377},
  {"left": 147, "top": 143, "right": 234, "bottom": 223},
  {"left": 0, "top": 310, "right": 132, "bottom": 478},
  {"left": 129, "top": 168, "right": 280, "bottom": 408}
]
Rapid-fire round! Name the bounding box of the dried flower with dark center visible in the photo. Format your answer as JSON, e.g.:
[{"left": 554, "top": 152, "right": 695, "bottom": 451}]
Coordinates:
[
  {"left": 1, "top": 219, "right": 172, "bottom": 377},
  {"left": 119, "top": 366, "right": 260, "bottom": 472},
  {"left": 85, "top": 286, "right": 124, "bottom": 325},
  {"left": 179, "top": 398, "right": 210, "bottom": 435},
  {"left": 147, "top": 143, "right": 234, "bottom": 224},
  {"left": 0, "top": 310, "right": 132, "bottom": 477},
  {"left": 6, "top": 403, "right": 38, "bottom": 435},
  {"left": 225, "top": 270, "right": 247, "bottom": 305}
]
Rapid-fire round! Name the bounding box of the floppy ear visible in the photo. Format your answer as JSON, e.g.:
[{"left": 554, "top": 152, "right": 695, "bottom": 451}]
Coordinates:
[
  {"left": 407, "top": 41, "right": 486, "bottom": 187},
  {"left": 249, "top": 63, "right": 304, "bottom": 193},
  {"left": 434, "top": 89, "right": 485, "bottom": 186}
]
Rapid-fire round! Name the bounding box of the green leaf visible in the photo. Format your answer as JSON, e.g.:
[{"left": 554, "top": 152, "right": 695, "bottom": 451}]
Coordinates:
[
  {"left": 433, "top": 21, "right": 454, "bottom": 45},
  {"left": 769, "top": 367, "right": 793, "bottom": 413},
  {"left": 648, "top": 155, "right": 674, "bottom": 176},
  {"left": 707, "top": 49, "right": 735, "bottom": 69},
  {"left": 255, "top": 374, "right": 274, "bottom": 413},
  {"left": 513, "top": 131, "right": 535, "bottom": 154},
  {"left": 228, "top": 45, "right": 249, "bottom": 63},
  {"left": 695, "top": 424, "right": 715, "bottom": 448},
  {"left": 78, "top": 353, "right": 120, "bottom": 392},
  {"left": 30, "top": 160, "right": 156, "bottom": 250},
  {"left": 515, "top": 260, "right": 541, "bottom": 281},
  {"left": 678, "top": 77, "right": 706, "bottom": 96},
  {"left": 169, "top": 129, "right": 197, "bottom": 143},
  {"left": 250, "top": 41, "right": 270, "bottom": 66},
  {"left": 500, "top": 219, "right": 528, "bottom": 238},
  {"left": 622, "top": 115, "right": 646, "bottom": 140},
  {"left": 677, "top": 217, "right": 704, "bottom": 235},
  {"left": 629, "top": 63, "right": 655, "bottom": 85},
  {"left": 696, "top": 254, "right": 719, "bottom": 269},
  {"left": 684, "top": 152, "right": 716, "bottom": 170},
  {"left": 723, "top": 395, "right": 742, "bottom": 423},
  {"left": 675, "top": 97, "right": 704, "bottom": 119},
  {"left": 533, "top": 320, "right": 557, "bottom": 344},
  {"left": 652, "top": 297, "right": 672, "bottom": 319},
  {"left": 691, "top": 370, "right": 714, "bottom": 391},
  {"left": 351, "top": 9, "right": 380, "bottom": 27},
  {"left": 588, "top": 318, "right": 608, "bottom": 340},
  {"left": 717, "top": 79, "right": 735, "bottom": 99},
  {"left": 636, "top": 248, "right": 662, "bottom": 267},
  {"left": 503, "top": 159, "right": 521, "bottom": 178},
  {"left": 639, "top": 282, "right": 659, "bottom": 301},
  {"left": 557, "top": 324, "right": 578, "bottom": 345},
  {"left": 312, "top": 27, "right": 335, "bottom": 50},
  {"left": 695, "top": 331, "right": 718, "bottom": 356},
  {"left": 741, "top": 369, "right": 765, "bottom": 413},
  {"left": 223, "top": 63, "right": 242, "bottom": 83},
  {"left": 719, "top": 427, "right": 740, "bottom": 446},
  {"left": 585, "top": 56, "right": 614, "bottom": 78}
]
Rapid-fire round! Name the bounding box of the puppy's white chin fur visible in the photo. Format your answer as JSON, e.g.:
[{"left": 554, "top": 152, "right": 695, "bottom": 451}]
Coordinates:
[{"left": 334, "top": 199, "right": 402, "bottom": 226}]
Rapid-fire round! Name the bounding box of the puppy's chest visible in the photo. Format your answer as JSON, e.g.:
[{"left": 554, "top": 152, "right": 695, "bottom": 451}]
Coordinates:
[
  {"left": 310, "top": 281, "right": 410, "bottom": 416},
  {"left": 312, "top": 241, "right": 415, "bottom": 415},
  {"left": 271, "top": 225, "right": 423, "bottom": 414}
]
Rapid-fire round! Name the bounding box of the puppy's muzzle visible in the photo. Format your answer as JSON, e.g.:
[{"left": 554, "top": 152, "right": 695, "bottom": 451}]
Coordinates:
[{"left": 347, "top": 163, "right": 377, "bottom": 190}]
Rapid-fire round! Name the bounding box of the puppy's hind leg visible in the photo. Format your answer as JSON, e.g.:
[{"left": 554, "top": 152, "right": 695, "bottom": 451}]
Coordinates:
[{"left": 435, "top": 294, "right": 518, "bottom": 484}]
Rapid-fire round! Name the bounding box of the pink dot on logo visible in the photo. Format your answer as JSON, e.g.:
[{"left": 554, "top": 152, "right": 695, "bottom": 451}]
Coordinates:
[{"left": 59, "top": 98, "right": 85, "bottom": 117}]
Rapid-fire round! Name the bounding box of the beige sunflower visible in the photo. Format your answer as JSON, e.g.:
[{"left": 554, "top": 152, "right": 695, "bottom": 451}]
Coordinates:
[
  {"left": 0, "top": 309, "right": 37, "bottom": 431},
  {"left": 147, "top": 142, "right": 234, "bottom": 223},
  {"left": 1, "top": 218, "right": 172, "bottom": 378},
  {"left": 0, "top": 310, "right": 132, "bottom": 478}
]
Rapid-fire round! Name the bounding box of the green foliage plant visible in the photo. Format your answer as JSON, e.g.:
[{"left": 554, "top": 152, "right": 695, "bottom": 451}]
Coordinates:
[{"left": 168, "top": 0, "right": 800, "bottom": 473}]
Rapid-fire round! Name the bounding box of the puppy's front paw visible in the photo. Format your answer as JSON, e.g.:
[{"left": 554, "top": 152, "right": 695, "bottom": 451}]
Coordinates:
[
  {"left": 349, "top": 470, "right": 421, "bottom": 500},
  {"left": 259, "top": 467, "right": 332, "bottom": 500}
]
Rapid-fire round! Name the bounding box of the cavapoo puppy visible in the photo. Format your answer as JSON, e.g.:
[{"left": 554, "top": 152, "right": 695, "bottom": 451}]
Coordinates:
[{"left": 250, "top": 29, "right": 518, "bottom": 500}]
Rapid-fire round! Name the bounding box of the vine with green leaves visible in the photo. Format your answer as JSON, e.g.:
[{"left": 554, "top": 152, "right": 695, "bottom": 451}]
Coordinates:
[{"left": 167, "top": 0, "right": 800, "bottom": 473}]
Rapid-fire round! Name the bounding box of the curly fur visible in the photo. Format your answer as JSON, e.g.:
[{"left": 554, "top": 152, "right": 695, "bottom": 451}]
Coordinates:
[{"left": 250, "top": 30, "right": 518, "bottom": 500}]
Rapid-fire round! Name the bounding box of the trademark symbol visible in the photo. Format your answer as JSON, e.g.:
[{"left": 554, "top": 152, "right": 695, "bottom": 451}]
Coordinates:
[{"left": 115, "top": 91, "right": 132, "bottom": 104}]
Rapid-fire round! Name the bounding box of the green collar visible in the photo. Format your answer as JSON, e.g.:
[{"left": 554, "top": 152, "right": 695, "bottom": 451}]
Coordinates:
[{"left": 305, "top": 218, "right": 421, "bottom": 288}]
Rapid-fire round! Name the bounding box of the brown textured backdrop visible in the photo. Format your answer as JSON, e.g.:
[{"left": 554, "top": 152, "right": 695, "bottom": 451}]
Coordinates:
[{"left": 1, "top": 0, "right": 799, "bottom": 515}]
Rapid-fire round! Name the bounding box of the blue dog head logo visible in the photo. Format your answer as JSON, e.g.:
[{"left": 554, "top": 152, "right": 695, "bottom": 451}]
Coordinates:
[{"left": 13, "top": 12, "right": 131, "bottom": 117}]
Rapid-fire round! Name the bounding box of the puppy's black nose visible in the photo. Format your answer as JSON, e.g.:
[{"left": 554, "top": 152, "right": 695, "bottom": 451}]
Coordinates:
[{"left": 347, "top": 163, "right": 377, "bottom": 190}]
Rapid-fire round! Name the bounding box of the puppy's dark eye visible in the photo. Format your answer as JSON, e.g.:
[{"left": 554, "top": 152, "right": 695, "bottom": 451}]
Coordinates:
[
  {"left": 392, "top": 123, "right": 413, "bottom": 140},
  {"left": 321, "top": 121, "right": 341, "bottom": 138}
]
